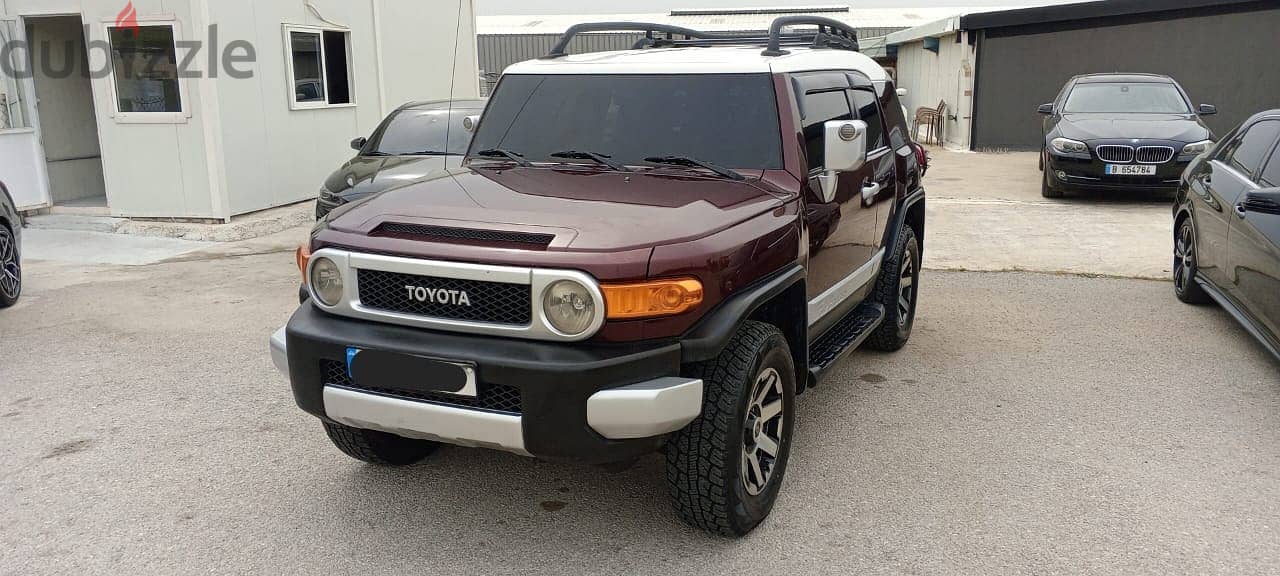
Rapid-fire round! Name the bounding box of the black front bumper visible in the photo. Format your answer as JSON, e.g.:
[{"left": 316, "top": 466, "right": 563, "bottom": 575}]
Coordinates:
[
  {"left": 1047, "top": 152, "right": 1190, "bottom": 192},
  {"left": 284, "top": 304, "right": 682, "bottom": 464}
]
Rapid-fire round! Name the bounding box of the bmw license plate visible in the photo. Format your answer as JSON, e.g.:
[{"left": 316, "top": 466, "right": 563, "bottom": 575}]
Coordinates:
[
  {"left": 1105, "top": 164, "right": 1156, "bottom": 176},
  {"left": 346, "top": 348, "right": 478, "bottom": 397}
]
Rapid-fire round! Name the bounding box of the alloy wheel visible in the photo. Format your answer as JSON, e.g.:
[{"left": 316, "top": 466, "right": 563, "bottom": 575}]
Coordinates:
[
  {"left": 897, "top": 250, "right": 916, "bottom": 327},
  {"left": 741, "top": 367, "right": 786, "bottom": 496},
  {"left": 0, "top": 227, "right": 18, "bottom": 300},
  {"left": 1174, "top": 222, "right": 1195, "bottom": 293}
]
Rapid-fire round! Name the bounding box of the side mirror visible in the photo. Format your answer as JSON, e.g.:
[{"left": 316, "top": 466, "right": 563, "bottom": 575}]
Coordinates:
[
  {"left": 817, "top": 120, "right": 868, "bottom": 203},
  {"left": 1037, "top": 103, "right": 1055, "bottom": 115},
  {"left": 462, "top": 115, "right": 481, "bottom": 133},
  {"left": 1198, "top": 104, "right": 1218, "bottom": 116},
  {"left": 350, "top": 137, "right": 367, "bottom": 152},
  {"left": 896, "top": 87, "right": 908, "bottom": 97}
]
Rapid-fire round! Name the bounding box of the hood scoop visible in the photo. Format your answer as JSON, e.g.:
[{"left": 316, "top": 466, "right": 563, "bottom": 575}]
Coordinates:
[{"left": 370, "top": 222, "right": 556, "bottom": 250}]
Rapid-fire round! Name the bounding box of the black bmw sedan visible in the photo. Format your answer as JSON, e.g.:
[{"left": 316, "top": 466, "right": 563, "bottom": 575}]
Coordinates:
[
  {"left": 1039, "top": 73, "right": 1217, "bottom": 198},
  {"left": 1174, "top": 110, "right": 1280, "bottom": 362},
  {"left": 316, "top": 99, "right": 486, "bottom": 219}
]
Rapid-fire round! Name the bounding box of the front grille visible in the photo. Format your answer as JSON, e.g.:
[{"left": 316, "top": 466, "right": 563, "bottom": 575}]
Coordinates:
[
  {"left": 321, "top": 360, "right": 523, "bottom": 414},
  {"left": 371, "top": 223, "right": 555, "bottom": 248},
  {"left": 1136, "top": 146, "right": 1175, "bottom": 164},
  {"left": 357, "top": 269, "right": 531, "bottom": 325},
  {"left": 1096, "top": 145, "right": 1134, "bottom": 163}
]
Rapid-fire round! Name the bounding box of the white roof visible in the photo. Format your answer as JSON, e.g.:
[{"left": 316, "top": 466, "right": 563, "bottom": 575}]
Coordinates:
[
  {"left": 478, "top": 7, "right": 1020, "bottom": 35},
  {"left": 504, "top": 46, "right": 889, "bottom": 80},
  {"left": 884, "top": 6, "right": 1032, "bottom": 45}
]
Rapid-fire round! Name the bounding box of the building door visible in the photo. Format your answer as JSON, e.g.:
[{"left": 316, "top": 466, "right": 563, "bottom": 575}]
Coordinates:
[
  {"left": 25, "top": 15, "right": 107, "bottom": 210},
  {"left": 0, "top": 16, "right": 51, "bottom": 209}
]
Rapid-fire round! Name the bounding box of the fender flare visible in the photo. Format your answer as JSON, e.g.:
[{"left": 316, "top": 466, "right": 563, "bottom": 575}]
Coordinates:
[{"left": 680, "top": 263, "right": 805, "bottom": 364}]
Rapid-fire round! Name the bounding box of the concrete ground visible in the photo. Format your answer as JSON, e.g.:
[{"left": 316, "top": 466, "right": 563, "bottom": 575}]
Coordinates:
[{"left": 2, "top": 149, "right": 1278, "bottom": 575}]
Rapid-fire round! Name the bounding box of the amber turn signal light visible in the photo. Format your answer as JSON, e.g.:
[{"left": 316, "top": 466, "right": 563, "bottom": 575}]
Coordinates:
[
  {"left": 602, "top": 278, "right": 704, "bottom": 320},
  {"left": 295, "top": 243, "right": 312, "bottom": 284}
]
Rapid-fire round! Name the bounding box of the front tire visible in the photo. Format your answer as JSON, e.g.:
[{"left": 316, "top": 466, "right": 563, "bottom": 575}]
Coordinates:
[
  {"left": 323, "top": 421, "right": 439, "bottom": 466},
  {"left": 1174, "top": 217, "right": 1210, "bottom": 305},
  {"left": 667, "top": 321, "right": 796, "bottom": 536},
  {"left": 1041, "top": 154, "right": 1065, "bottom": 199},
  {"left": 0, "top": 224, "right": 20, "bottom": 309}
]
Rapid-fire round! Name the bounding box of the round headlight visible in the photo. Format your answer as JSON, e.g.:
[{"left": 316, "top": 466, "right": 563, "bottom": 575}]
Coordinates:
[
  {"left": 309, "top": 257, "right": 344, "bottom": 306},
  {"left": 542, "top": 280, "right": 596, "bottom": 336}
]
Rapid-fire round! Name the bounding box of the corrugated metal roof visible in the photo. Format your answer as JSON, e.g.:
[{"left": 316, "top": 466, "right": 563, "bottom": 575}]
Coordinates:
[{"left": 478, "top": 6, "right": 1021, "bottom": 35}]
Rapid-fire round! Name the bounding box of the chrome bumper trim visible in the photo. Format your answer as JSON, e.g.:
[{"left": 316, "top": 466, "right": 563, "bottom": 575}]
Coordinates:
[
  {"left": 587, "top": 378, "right": 704, "bottom": 439},
  {"left": 324, "top": 386, "right": 529, "bottom": 455},
  {"left": 270, "top": 327, "right": 289, "bottom": 377}
]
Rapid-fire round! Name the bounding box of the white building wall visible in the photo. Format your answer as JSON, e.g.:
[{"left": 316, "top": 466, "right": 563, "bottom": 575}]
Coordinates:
[
  {"left": 1, "top": 0, "right": 478, "bottom": 219},
  {"left": 894, "top": 32, "right": 977, "bottom": 150}
]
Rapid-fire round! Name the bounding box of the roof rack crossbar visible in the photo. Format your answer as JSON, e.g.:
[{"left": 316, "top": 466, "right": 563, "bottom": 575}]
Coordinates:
[
  {"left": 542, "top": 16, "right": 861, "bottom": 59},
  {"left": 544, "top": 22, "right": 716, "bottom": 59}
]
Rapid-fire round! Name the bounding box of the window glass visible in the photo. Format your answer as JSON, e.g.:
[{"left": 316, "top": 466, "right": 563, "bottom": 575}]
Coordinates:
[
  {"left": 290, "top": 31, "right": 325, "bottom": 104},
  {"left": 1259, "top": 139, "right": 1280, "bottom": 187},
  {"left": 1063, "top": 83, "right": 1190, "bottom": 114},
  {"left": 471, "top": 74, "right": 782, "bottom": 169},
  {"left": 802, "top": 90, "right": 853, "bottom": 171},
  {"left": 851, "top": 89, "right": 886, "bottom": 151},
  {"left": 322, "top": 31, "right": 351, "bottom": 105},
  {"left": 1228, "top": 120, "right": 1280, "bottom": 177},
  {"left": 109, "top": 25, "right": 182, "bottom": 113},
  {"left": 373, "top": 106, "right": 482, "bottom": 156}
]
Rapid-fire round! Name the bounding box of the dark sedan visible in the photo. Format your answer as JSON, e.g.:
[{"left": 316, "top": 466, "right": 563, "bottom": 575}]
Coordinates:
[
  {"left": 316, "top": 99, "right": 485, "bottom": 219},
  {"left": 1039, "top": 73, "right": 1216, "bottom": 198},
  {"left": 1174, "top": 110, "right": 1280, "bottom": 362},
  {"left": 0, "top": 180, "right": 22, "bottom": 308}
]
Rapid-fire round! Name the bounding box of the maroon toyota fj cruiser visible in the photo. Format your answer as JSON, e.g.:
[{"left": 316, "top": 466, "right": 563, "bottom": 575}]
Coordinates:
[{"left": 271, "top": 17, "right": 927, "bottom": 536}]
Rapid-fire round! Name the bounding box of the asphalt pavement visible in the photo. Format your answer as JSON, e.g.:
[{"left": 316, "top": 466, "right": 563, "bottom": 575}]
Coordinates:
[{"left": 2, "top": 150, "right": 1278, "bottom": 575}]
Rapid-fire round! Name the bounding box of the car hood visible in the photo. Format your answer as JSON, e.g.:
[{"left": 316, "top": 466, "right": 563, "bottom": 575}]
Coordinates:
[
  {"left": 323, "top": 155, "right": 460, "bottom": 199},
  {"left": 1057, "top": 113, "right": 1211, "bottom": 142},
  {"left": 325, "top": 165, "right": 786, "bottom": 252}
]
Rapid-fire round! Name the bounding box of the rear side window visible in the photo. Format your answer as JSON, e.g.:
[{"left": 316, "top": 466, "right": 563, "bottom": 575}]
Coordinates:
[
  {"left": 1225, "top": 120, "right": 1280, "bottom": 177},
  {"left": 851, "top": 89, "right": 886, "bottom": 151},
  {"left": 1260, "top": 140, "right": 1280, "bottom": 187},
  {"left": 802, "top": 90, "right": 853, "bottom": 171}
]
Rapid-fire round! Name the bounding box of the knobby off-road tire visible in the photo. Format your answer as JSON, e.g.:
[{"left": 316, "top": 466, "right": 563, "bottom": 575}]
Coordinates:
[
  {"left": 1174, "top": 217, "right": 1211, "bottom": 305},
  {"left": 323, "top": 421, "right": 439, "bottom": 466},
  {"left": 666, "top": 321, "right": 796, "bottom": 536},
  {"left": 865, "top": 225, "right": 921, "bottom": 352}
]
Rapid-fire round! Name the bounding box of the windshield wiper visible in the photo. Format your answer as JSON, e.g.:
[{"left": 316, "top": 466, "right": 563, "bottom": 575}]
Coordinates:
[
  {"left": 644, "top": 156, "right": 745, "bottom": 181},
  {"left": 550, "top": 150, "right": 631, "bottom": 172},
  {"left": 475, "top": 148, "right": 532, "bottom": 167}
]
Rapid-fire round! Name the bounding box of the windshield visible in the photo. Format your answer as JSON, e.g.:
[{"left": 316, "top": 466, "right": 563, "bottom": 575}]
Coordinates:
[
  {"left": 469, "top": 74, "right": 782, "bottom": 170},
  {"left": 371, "top": 105, "right": 481, "bottom": 155},
  {"left": 1063, "top": 83, "right": 1191, "bottom": 114}
]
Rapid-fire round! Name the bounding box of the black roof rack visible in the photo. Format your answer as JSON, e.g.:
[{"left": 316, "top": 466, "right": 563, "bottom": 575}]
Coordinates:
[{"left": 542, "top": 15, "right": 860, "bottom": 60}]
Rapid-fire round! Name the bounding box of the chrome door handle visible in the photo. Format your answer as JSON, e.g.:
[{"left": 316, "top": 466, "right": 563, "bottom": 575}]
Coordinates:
[{"left": 861, "top": 181, "right": 881, "bottom": 203}]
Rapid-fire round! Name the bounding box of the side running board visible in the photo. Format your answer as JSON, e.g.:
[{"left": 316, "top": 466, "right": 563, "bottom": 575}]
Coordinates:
[{"left": 807, "top": 302, "right": 885, "bottom": 385}]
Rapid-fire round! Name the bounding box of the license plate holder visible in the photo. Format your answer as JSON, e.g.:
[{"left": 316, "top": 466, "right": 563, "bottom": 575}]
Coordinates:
[
  {"left": 1105, "top": 164, "right": 1156, "bottom": 176},
  {"left": 346, "top": 348, "right": 478, "bottom": 398}
]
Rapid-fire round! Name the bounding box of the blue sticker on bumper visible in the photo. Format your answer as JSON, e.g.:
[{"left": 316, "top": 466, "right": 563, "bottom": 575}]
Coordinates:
[{"left": 346, "top": 348, "right": 360, "bottom": 379}]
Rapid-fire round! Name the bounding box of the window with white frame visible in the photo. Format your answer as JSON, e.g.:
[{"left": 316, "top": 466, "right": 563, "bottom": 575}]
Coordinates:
[
  {"left": 285, "top": 26, "right": 352, "bottom": 109},
  {"left": 107, "top": 24, "right": 184, "bottom": 115}
]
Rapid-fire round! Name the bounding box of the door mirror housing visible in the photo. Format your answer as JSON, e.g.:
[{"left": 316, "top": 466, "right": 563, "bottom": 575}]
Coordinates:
[
  {"left": 817, "top": 119, "right": 868, "bottom": 203},
  {"left": 1037, "top": 103, "right": 1055, "bottom": 115},
  {"left": 350, "top": 137, "right": 368, "bottom": 152},
  {"left": 462, "top": 115, "right": 481, "bottom": 133},
  {"left": 1198, "top": 104, "right": 1218, "bottom": 116}
]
